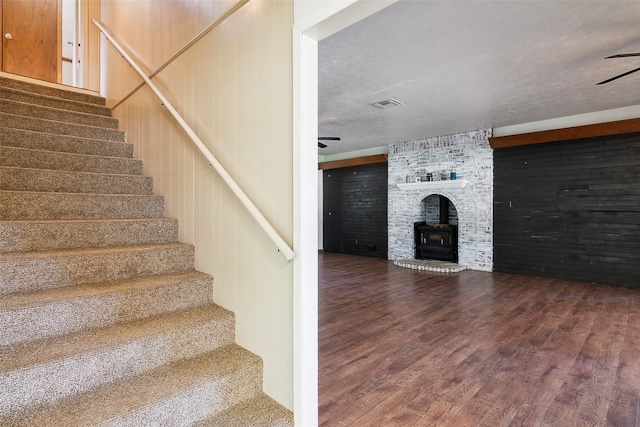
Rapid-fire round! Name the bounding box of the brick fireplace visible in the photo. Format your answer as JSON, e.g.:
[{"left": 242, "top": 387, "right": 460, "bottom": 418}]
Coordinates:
[{"left": 388, "top": 129, "right": 493, "bottom": 271}]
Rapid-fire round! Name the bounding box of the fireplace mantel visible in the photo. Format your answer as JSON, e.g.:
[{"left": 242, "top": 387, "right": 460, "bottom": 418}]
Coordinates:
[{"left": 397, "top": 180, "right": 468, "bottom": 191}]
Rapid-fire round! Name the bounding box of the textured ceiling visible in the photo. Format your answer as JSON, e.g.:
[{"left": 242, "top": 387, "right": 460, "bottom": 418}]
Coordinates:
[{"left": 318, "top": 0, "right": 640, "bottom": 156}]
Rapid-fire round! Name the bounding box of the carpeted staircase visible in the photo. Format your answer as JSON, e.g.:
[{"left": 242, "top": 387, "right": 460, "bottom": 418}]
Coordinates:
[{"left": 0, "top": 76, "right": 293, "bottom": 426}]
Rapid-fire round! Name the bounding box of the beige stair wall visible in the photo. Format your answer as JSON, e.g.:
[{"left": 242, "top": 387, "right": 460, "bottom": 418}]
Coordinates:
[{"left": 99, "top": 0, "right": 294, "bottom": 409}]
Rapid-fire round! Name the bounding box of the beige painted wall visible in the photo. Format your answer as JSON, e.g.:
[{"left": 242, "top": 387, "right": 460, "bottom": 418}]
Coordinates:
[{"left": 99, "top": 0, "right": 294, "bottom": 408}]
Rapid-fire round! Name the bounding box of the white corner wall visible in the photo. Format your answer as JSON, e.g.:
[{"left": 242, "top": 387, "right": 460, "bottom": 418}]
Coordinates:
[
  {"left": 100, "top": 0, "right": 294, "bottom": 409},
  {"left": 291, "top": 2, "right": 398, "bottom": 424}
]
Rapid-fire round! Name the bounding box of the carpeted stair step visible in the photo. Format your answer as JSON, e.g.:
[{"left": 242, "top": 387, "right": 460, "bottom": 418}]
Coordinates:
[
  {"left": 0, "top": 77, "right": 105, "bottom": 106},
  {"left": 0, "top": 76, "right": 292, "bottom": 425},
  {"left": 0, "top": 167, "right": 153, "bottom": 195},
  {"left": 0, "top": 304, "right": 235, "bottom": 416},
  {"left": 0, "top": 190, "right": 164, "bottom": 220},
  {"left": 194, "top": 393, "right": 294, "bottom": 426},
  {"left": 0, "top": 344, "right": 263, "bottom": 426},
  {"left": 1, "top": 146, "right": 142, "bottom": 175},
  {"left": 0, "top": 218, "right": 179, "bottom": 252},
  {"left": 0, "top": 128, "right": 134, "bottom": 158},
  {"left": 1, "top": 99, "right": 118, "bottom": 129},
  {"left": 0, "top": 86, "right": 112, "bottom": 116},
  {"left": 0, "top": 271, "right": 214, "bottom": 346},
  {"left": 1, "top": 112, "right": 125, "bottom": 142},
  {"left": 0, "top": 243, "right": 194, "bottom": 295}
]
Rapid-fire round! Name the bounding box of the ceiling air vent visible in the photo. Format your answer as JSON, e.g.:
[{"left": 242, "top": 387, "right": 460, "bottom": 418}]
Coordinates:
[{"left": 372, "top": 98, "right": 404, "bottom": 109}]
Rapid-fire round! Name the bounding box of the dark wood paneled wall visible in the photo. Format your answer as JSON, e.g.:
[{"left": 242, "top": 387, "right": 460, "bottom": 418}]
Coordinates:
[
  {"left": 323, "top": 163, "right": 388, "bottom": 258},
  {"left": 489, "top": 118, "right": 640, "bottom": 149},
  {"left": 494, "top": 133, "right": 640, "bottom": 287},
  {"left": 318, "top": 154, "right": 388, "bottom": 170}
]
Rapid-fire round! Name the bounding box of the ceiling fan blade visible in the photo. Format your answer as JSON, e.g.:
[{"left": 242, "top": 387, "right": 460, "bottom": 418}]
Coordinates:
[
  {"left": 318, "top": 142, "right": 328, "bottom": 148},
  {"left": 318, "top": 137, "right": 341, "bottom": 141},
  {"left": 605, "top": 53, "right": 640, "bottom": 59},
  {"left": 597, "top": 67, "right": 640, "bottom": 85}
]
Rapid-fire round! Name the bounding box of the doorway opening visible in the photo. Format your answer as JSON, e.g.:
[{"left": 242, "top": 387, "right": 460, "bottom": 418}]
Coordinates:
[
  {"left": 61, "top": 0, "right": 82, "bottom": 87},
  {"left": 1, "top": 0, "right": 83, "bottom": 87}
]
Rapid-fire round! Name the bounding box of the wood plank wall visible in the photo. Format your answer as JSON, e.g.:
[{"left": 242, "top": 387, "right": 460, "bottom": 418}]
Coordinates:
[
  {"left": 323, "top": 163, "right": 388, "bottom": 259},
  {"left": 493, "top": 132, "right": 640, "bottom": 287}
]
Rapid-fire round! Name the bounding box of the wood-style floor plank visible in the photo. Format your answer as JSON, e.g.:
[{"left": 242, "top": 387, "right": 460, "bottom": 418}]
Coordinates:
[{"left": 319, "top": 252, "right": 640, "bottom": 426}]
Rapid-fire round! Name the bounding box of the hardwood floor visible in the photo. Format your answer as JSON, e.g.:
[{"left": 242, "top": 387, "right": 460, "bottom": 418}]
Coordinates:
[{"left": 318, "top": 252, "right": 640, "bottom": 426}]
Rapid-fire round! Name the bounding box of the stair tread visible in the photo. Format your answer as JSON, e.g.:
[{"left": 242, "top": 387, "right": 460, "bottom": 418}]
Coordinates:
[
  {"left": 0, "top": 164, "right": 145, "bottom": 177},
  {"left": 0, "top": 166, "right": 151, "bottom": 188},
  {"left": 0, "top": 127, "right": 134, "bottom": 158},
  {"left": 0, "top": 86, "right": 112, "bottom": 116},
  {"left": 0, "top": 218, "right": 174, "bottom": 225},
  {"left": 0, "top": 242, "right": 194, "bottom": 296},
  {"left": 0, "top": 166, "right": 153, "bottom": 195},
  {"left": 0, "top": 242, "right": 193, "bottom": 262},
  {"left": 0, "top": 189, "right": 161, "bottom": 197},
  {"left": 1, "top": 112, "right": 126, "bottom": 142},
  {"left": 0, "top": 218, "right": 177, "bottom": 232},
  {"left": 0, "top": 270, "right": 211, "bottom": 311},
  {"left": 0, "top": 217, "right": 179, "bottom": 253},
  {"left": 0, "top": 190, "right": 165, "bottom": 221},
  {"left": 0, "top": 302, "right": 228, "bottom": 372},
  {"left": 0, "top": 98, "right": 118, "bottom": 129},
  {"left": 1, "top": 345, "right": 260, "bottom": 426},
  {"left": 195, "top": 393, "right": 293, "bottom": 427},
  {"left": 1, "top": 111, "right": 118, "bottom": 132},
  {"left": 1, "top": 145, "right": 142, "bottom": 173},
  {"left": 0, "top": 76, "right": 105, "bottom": 105}
]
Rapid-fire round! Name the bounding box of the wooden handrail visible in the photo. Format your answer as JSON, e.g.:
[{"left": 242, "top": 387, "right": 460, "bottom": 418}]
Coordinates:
[{"left": 94, "top": 19, "right": 295, "bottom": 261}]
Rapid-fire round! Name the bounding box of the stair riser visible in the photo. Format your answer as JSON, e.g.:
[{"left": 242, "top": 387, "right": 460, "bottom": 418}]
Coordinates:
[
  {"left": 0, "top": 77, "right": 105, "bottom": 106},
  {"left": 0, "top": 191, "right": 164, "bottom": 221},
  {"left": 0, "top": 245, "right": 193, "bottom": 294},
  {"left": 1, "top": 146, "right": 142, "bottom": 175},
  {"left": 103, "top": 365, "right": 263, "bottom": 427},
  {"left": 1, "top": 99, "right": 118, "bottom": 129},
  {"left": 0, "top": 319, "right": 237, "bottom": 415},
  {"left": 0, "top": 128, "right": 134, "bottom": 158},
  {"left": 0, "top": 278, "right": 214, "bottom": 346},
  {"left": 1, "top": 167, "right": 153, "bottom": 195},
  {"left": 1, "top": 113, "right": 125, "bottom": 142},
  {"left": 0, "top": 219, "right": 179, "bottom": 253},
  {"left": 0, "top": 88, "right": 111, "bottom": 116}
]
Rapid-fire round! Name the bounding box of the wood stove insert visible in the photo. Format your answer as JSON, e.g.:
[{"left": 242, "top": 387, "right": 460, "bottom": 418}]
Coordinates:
[
  {"left": 414, "top": 222, "right": 458, "bottom": 262},
  {"left": 414, "top": 195, "right": 458, "bottom": 262}
]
